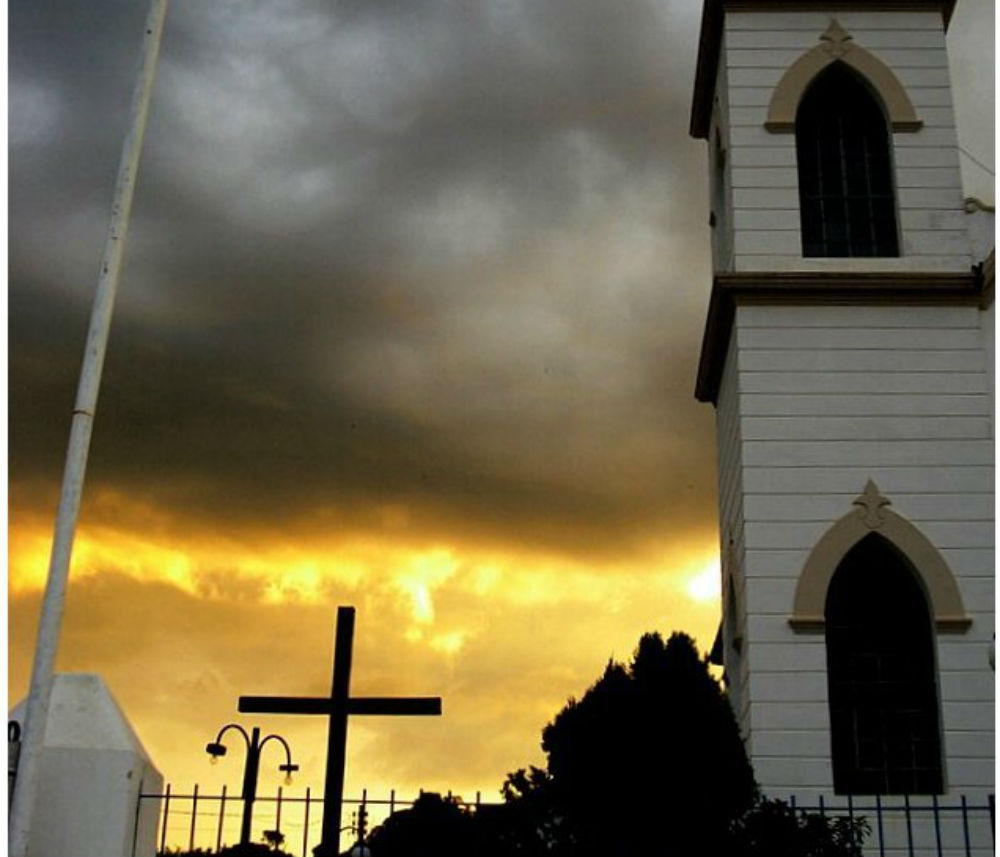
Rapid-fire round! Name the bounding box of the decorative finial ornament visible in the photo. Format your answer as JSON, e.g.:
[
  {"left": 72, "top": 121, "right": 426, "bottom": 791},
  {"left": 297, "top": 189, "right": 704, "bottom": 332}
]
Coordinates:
[
  {"left": 820, "top": 19, "right": 853, "bottom": 59},
  {"left": 853, "top": 480, "right": 891, "bottom": 530}
]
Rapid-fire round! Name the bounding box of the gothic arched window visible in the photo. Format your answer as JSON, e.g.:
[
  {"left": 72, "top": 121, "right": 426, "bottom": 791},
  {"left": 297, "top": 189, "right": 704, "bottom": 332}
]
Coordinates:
[
  {"left": 796, "top": 63, "right": 899, "bottom": 258},
  {"left": 825, "top": 533, "right": 943, "bottom": 794}
]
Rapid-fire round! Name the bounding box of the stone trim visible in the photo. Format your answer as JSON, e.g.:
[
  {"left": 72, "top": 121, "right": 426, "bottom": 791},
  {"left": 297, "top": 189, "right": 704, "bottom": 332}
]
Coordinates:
[
  {"left": 789, "top": 481, "right": 972, "bottom": 633},
  {"left": 765, "top": 22, "right": 922, "bottom": 133},
  {"left": 694, "top": 270, "right": 983, "bottom": 404},
  {"left": 690, "top": 0, "right": 956, "bottom": 140}
]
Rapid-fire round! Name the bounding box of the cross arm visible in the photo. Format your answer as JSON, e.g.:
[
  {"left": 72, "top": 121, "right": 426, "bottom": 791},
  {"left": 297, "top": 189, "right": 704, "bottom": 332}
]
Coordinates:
[{"left": 238, "top": 695, "right": 442, "bottom": 716}]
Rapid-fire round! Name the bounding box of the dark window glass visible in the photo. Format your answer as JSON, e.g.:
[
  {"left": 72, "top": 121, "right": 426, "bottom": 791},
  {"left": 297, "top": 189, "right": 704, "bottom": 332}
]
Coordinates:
[
  {"left": 796, "top": 63, "right": 900, "bottom": 257},
  {"left": 825, "top": 534, "right": 943, "bottom": 794}
]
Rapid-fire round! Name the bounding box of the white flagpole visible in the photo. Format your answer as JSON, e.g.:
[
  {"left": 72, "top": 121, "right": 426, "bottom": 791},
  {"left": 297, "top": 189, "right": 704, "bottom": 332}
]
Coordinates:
[{"left": 9, "top": 1, "right": 170, "bottom": 853}]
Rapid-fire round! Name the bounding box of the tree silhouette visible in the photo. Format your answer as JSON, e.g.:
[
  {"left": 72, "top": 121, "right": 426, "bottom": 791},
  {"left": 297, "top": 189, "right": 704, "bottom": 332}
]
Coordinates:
[
  {"left": 367, "top": 629, "right": 865, "bottom": 856},
  {"left": 365, "top": 792, "right": 478, "bottom": 857},
  {"left": 507, "top": 631, "right": 755, "bottom": 855}
]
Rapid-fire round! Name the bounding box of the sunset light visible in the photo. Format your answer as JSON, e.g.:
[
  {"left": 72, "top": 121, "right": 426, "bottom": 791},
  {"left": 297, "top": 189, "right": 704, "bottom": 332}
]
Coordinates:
[{"left": 10, "top": 0, "right": 991, "bottom": 853}]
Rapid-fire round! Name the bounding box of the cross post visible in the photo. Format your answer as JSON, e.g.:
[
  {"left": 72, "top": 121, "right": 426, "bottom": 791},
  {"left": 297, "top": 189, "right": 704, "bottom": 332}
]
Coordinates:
[{"left": 239, "top": 606, "right": 442, "bottom": 855}]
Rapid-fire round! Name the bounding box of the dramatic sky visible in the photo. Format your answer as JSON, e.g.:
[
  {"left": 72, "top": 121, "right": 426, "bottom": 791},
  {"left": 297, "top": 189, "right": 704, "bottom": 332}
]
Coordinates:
[{"left": 8, "top": 0, "right": 994, "bottom": 848}]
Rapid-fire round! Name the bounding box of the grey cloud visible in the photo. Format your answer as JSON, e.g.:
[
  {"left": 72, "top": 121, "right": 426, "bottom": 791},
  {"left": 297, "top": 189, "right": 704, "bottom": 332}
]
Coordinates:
[{"left": 11, "top": 0, "right": 735, "bottom": 561}]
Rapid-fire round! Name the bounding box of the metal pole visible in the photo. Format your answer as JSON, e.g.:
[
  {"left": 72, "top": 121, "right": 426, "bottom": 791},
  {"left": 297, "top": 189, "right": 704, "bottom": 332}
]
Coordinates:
[
  {"left": 217, "top": 784, "right": 228, "bottom": 854},
  {"left": 189, "top": 783, "right": 199, "bottom": 853},
  {"left": 7, "top": 2, "right": 169, "bottom": 855},
  {"left": 241, "top": 727, "right": 262, "bottom": 847}
]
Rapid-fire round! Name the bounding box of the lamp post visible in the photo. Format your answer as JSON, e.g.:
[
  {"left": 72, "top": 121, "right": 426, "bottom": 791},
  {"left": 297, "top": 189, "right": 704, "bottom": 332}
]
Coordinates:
[{"left": 206, "top": 724, "right": 298, "bottom": 848}]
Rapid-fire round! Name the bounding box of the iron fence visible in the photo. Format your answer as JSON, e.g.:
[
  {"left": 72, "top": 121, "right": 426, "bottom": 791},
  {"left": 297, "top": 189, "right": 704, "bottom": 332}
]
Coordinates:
[
  {"left": 790, "top": 794, "right": 994, "bottom": 857},
  {"left": 145, "top": 785, "right": 490, "bottom": 856},
  {"left": 141, "top": 788, "right": 994, "bottom": 857}
]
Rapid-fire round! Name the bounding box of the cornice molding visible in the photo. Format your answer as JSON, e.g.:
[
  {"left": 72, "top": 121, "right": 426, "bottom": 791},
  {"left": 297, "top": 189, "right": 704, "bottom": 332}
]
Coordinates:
[{"left": 694, "top": 270, "right": 982, "bottom": 403}]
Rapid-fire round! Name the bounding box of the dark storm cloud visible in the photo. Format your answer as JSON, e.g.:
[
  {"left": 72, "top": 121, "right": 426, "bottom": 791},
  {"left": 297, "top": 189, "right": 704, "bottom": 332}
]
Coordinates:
[{"left": 10, "top": 0, "right": 717, "bottom": 557}]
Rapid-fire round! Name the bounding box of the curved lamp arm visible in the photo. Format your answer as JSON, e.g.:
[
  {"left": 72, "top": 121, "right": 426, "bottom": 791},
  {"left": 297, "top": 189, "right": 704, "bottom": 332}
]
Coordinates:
[
  {"left": 205, "top": 723, "right": 251, "bottom": 759},
  {"left": 259, "top": 733, "right": 299, "bottom": 781}
]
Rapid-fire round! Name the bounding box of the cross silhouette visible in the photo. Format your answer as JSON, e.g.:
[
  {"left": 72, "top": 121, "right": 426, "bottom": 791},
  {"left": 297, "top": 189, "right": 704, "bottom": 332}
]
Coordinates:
[{"left": 239, "top": 605, "right": 442, "bottom": 855}]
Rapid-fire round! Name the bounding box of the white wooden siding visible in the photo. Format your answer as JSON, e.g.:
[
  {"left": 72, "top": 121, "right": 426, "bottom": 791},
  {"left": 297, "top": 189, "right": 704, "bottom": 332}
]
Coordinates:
[
  {"left": 718, "top": 9, "right": 972, "bottom": 273},
  {"left": 715, "top": 334, "right": 752, "bottom": 735},
  {"left": 716, "top": 302, "right": 994, "bottom": 797}
]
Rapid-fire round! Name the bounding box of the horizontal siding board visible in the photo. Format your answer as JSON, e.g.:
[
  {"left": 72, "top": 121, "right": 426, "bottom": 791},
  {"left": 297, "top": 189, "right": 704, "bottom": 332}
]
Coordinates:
[
  {"left": 751, "top": 758, "right": 833, "bottom": 788},
  {"left": 895, "top": 146, "right": 962, "bottom": 168},
  {"left": 736, "top": 326, "right": 983, "bottom": 349},
  {"left": 728, "top": 86, "right": 780, "bottom": 108},
  {"left": 893, "top": 125, "right": 962, "bottom": 147},
  {"left": 729, "top": 146, "right": 796, "bottom": 169},
  {"left": 749, "top": 642, "right": 827, "bottom": 673},
  {"left": 752, "top": 730, "right": 830, "bottom": 758},
  {"left": 730, "top": 166, "right": 799, "bottom": 188},
  {"left": 732, "top": 187, "right": 799, "bottom": 208},
  {"left": 894, "top": 67, "right": 953, "bottom": 89},
  {"left": 898, "top": 207, "right": 969, "bottom": 229},
  {"left": 741, "top": 415, "right": 991, "bottom": 441},
  {"left": 939, "top": 643, "right": 998, "bottom": 671},
  {"left": 739, "top": 349, "right": 986, "bottom": 373},
  {"left": 939, "top": 672, "right": 995, "bottom": 702},
  {"left": 741, "top": 466, "right": 994, "bottom": 495},
  {"left": 896, "top": 166, "right": 965, "bottom": 188},
  {"left": 747, "top": 613, "right": 809, "bottom": 642},
  {"left": 734, "top": 230, "right": 801, "bottom": 255},
  {"left": 727, "top": 12, "right": 943, "bottom": 32},
  {"left": 745, "top": 578, "right": 797, "bottom": 613},
  {"left": 945, "top": 759, "right": 997, "bottom": 787},
  {"left": 727, "top": 67, "right": 784, "bottom": 89},
  {"left": 734, "top": 208, "right": 800, "bottom": 230},
  {"left": 906, "top": 87, "right": 957, "bottom": 108},
  {"left": 729, "top": 105, "right": 770, "bottom": 127},
  {"left": 751, "top": 700, "right": 830, "bottom": 729},
  {"left": 751, "top": 672, "right": 829, "bottom": 701},
  {"left": 910, "top": 521, "right": 994, "bottom": 549},
  {"left": 941, "top": 700, "right": 994, "bottom": 731},
  {"left": 725, "top": 28, "right": 946, "bottom": 50},
  {"left": 897, "top": 186, "right": 966, "bottom": 208},
  {"left": 741, "top": 439, "right": 993, "bottom": 467},
  {"left": 902, "top": 230, "right": 971, "bottom": 255},
  {"left": 739, "top": 393, "right": 991, "bottom": 417},
  {"left": 943, "top": 732, "right": 997, "bottom": 759},
  {"left": 738, "top": 371, "right": 987, "bottom": 395},
  {"left": 900, "top": 105, "right": 956, "bottom": 127}
]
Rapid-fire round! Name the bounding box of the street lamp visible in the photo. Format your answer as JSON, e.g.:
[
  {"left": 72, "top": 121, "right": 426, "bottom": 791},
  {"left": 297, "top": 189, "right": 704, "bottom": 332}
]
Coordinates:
[{"left": 206, "top": 723, "right": 298, "bottom": 848}]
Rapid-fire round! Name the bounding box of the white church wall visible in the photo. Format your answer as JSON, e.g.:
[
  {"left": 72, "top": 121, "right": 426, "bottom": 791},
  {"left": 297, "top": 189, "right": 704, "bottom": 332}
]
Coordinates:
[
  {"left": 726, "top": 301, "right": 994, "bottom": 797},
  {"left": 719, "top": 9, "right": 973, "bottom": 273},
  {"left": 709, "top": 30, "right": 735, "bottom": 273},
  {"left": 715, "top": 333, "right": 752, "bottom": 735}
]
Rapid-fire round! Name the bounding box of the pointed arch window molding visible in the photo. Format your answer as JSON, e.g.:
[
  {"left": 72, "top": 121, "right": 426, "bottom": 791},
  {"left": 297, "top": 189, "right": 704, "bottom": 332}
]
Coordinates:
[
  {"left": 789, "top": 481, "right": 971, "bottom": 633},
  {"left": 765, "top": 21, "right": 922, "bottom": 134}
]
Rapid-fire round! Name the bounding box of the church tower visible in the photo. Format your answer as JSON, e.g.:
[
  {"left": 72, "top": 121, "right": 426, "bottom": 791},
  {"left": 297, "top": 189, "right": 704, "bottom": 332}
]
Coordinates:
[{"left": 690, "top": 0, "right": 994, "bottom": 804}]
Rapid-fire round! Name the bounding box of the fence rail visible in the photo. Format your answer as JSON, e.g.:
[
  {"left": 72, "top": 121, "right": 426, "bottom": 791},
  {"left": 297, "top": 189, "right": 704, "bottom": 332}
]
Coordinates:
[
  {"left": 141, "top": 788, "right": 994, "bottom": 857},
  {"left": 145, "top": 785, "right": 489, "bottom": 856}
]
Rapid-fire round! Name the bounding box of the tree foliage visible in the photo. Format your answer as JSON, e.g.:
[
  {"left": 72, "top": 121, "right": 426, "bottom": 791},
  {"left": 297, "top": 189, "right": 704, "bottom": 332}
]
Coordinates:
[
  {"left": 510, "top": 631, "right": 756, "bottom": 855},
  {"left": 366, "top": 629, "right": 867, "bottom": 857}
]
